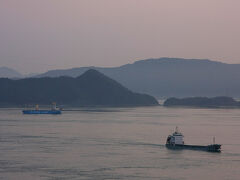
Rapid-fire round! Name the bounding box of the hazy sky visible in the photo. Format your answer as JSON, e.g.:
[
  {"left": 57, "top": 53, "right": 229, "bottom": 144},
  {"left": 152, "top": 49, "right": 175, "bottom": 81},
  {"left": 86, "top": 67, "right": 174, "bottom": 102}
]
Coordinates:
[{"left": 0, "top": 0, "right": 240, "bottom": 74}]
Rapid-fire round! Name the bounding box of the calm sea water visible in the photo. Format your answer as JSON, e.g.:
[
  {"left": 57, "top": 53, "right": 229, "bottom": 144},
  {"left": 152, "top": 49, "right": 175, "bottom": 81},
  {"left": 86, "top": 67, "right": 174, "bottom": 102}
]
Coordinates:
[{"left": 0, "top": 106, "right": 240, "bottom": 180}]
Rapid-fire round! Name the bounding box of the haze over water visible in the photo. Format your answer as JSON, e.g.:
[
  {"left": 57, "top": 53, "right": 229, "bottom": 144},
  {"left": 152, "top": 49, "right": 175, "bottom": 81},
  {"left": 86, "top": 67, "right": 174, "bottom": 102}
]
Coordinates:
[{"left": 0, "top": 106, "right": 239, "bottom": 180}]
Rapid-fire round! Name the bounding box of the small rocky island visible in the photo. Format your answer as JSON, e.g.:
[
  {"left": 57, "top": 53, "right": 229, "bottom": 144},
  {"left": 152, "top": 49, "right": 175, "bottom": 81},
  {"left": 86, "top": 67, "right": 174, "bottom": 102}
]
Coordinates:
[
  {"left": 163, "top": 96, "right": 240, "bottom": 108},
  {"left": 0, "top": 69, "right": 158, "bottom": 107}
]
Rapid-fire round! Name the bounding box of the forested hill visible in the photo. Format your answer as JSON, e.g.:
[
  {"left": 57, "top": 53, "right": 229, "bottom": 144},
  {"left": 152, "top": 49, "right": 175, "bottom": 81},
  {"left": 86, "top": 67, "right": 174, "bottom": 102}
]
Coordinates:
[
  {"left": 163, "top": 96, "right": 240, "bottom": 107},
  {"left": 0, "top": 69, "right": 158, "bottom": 107}
]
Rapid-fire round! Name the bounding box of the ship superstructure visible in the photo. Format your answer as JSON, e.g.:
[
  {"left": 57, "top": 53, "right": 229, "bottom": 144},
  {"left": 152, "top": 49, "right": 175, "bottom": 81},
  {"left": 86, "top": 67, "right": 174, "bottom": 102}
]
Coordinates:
[{"left": 167, "top": 126, "right": 184, "bottom": 145}]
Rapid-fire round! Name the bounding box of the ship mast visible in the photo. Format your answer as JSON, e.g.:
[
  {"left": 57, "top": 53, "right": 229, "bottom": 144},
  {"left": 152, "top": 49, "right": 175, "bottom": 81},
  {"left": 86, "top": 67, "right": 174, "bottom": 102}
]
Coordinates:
[{"left": 175, "top": 126, "right": 179, "bottom": 133}]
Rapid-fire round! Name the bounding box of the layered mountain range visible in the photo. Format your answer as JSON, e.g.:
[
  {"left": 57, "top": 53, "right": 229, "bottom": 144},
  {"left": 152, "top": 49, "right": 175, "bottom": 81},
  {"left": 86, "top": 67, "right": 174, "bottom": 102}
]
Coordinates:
[
  {"left": 2, "top": 58, "right": 240, "bottom": 98},
  {"left": 35, "top": 58, "right": 240, "bottom": 98}
]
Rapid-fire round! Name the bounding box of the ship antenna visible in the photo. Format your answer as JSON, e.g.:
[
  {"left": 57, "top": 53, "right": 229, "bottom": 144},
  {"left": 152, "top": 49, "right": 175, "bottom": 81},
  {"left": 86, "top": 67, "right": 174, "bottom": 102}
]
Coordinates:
[{"left": 213, "top": 136, "right": 215, "bottom": 144}]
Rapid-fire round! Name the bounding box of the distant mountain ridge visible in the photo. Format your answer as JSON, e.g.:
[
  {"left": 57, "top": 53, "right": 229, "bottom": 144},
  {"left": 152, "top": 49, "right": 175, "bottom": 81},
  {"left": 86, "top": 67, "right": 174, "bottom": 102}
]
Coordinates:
[
  {"left": 35, "top": 58, "right": 240, "bottom": 98},
  {"left": 0, "top": 69, "right": 158, "bottom": 107},
  {"left": 164, "top": 96, "right": 240, "bottom": 107},
  {"left": 0, "top": 67, "right": 23, "bottom": 78}
]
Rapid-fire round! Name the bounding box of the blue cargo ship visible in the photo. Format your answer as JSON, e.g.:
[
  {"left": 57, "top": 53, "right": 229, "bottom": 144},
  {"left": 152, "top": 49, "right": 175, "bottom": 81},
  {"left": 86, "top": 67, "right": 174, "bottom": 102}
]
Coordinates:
[
  {"left": 166, "top": 127, "right": 221, "bottom": 152},
  {"left": 22, "top": 104, "right": 61, "bottom": 114}
]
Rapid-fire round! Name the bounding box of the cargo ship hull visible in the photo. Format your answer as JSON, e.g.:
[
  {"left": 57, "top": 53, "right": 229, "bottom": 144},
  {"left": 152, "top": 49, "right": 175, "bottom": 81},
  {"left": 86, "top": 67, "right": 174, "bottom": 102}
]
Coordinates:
[
  {"left": 22, "top": 110, "right": 61, "bottom": 114},
  {"left": 166, "top": 144, "right": 221, "bottom": 152}
]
